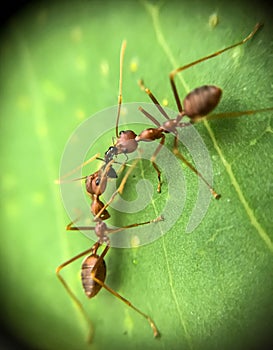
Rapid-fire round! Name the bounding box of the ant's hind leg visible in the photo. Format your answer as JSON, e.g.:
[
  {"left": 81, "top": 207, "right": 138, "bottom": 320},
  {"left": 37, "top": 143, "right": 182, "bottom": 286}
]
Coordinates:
[
  {"left": 56, "top": 245, "right": 97, "bottom": 343},
  {"left": 90, "top": 245, "right": 160, "bottom": 338},
  {"left": 172, "top": 133, "right": 220, "bottom": 199},
  {"left": 150, "top": 136, "right": 165, "bottom": 193}
]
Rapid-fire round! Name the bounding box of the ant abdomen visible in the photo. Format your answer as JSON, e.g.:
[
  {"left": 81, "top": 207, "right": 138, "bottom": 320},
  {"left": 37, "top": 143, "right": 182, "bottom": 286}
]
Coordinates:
[
  {"left": 183, "top": 85, "right": 222, "bottom": 119},
  {"left": 81, "top": 254, "right": 106, "bottom": 298}
]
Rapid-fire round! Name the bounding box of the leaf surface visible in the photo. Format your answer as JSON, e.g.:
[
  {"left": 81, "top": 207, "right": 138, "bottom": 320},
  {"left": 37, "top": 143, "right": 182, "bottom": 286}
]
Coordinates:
[{"left": 1, "top": 1, "right": 273, "bottom": 349}]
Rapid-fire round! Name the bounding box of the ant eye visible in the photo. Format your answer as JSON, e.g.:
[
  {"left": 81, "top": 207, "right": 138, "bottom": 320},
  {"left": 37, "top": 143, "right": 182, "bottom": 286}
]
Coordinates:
[
  {"left": 119, "top": 131, "right": 124, "bottom": 135},
  {"left": 95, "top": 179, "right": 100, "bottom": 186}
]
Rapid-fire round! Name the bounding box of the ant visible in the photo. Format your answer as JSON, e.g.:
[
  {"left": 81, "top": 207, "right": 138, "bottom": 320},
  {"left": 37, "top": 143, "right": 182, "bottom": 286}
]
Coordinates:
[
  {"left": 136, "top": 23, "right": 266, "bottom": 195},
  {"left": 56, "top": 214, "right": 162, "bottom": 341},
  {"left": 106, "top": 23, "right": 264, "bottom": 198},
  {"left": 56, "top": 41, "right": 163, "bottom": 341}
]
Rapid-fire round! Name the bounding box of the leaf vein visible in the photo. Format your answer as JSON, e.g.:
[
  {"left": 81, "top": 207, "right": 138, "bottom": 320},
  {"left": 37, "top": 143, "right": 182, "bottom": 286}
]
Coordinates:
[
  {"left": 204, "top": 120, "right": 273, "bottom": 253},
  {"left": 230, "top": 122, "right": 272, "bottom": 166}
]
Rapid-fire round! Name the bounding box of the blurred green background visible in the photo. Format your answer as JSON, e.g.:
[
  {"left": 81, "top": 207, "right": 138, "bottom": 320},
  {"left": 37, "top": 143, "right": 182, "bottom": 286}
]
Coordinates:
[{"left": 1, "top": 0, "right": 273, "bottom": 349}]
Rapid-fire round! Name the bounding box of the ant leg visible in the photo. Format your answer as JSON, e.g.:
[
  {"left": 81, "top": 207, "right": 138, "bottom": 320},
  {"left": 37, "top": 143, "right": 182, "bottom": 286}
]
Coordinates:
[
  {"left": 68, "top": 215, "right": 163, "bottom": 247},
  {"left": 91, "top": 245, "right": 160, "bottom": 337},
  {"left": 204, "top": 107, "right": 273, "bottom": 121},
  {"left": 138, "top": 106, "right": 161, "bottom": 127},
  {"left": 115, "top": 161, "right": 127, "bottom": 176},
  {"left": 150, "top": 135, "right": 165, "bottom": 193},
  {"left": 94, "top": 158, "right": 140, "bottom": 220},
  {"left": 173, "top": 132, "right": 221, "bottom": 199},
  {"left": 66, "top": 221, "right": 97, "bottom": 231},
  {"left": 98, "top": 159, "right": 116, "bottom": 194},
  {"left": 68, "top": 217, "right": 163, "bottom": 235},
  {"left": 138, "top": 79, "right": 170, "bottom": 120},
  {"left": 169, "top": 23, "right": 262, "bottom": 113},
  {"left": 105, "top": 215, "right": 163, "bottom": 235},
  {"left": 116, "top": 40, "right": 127, "bottom": 138},
  {"left": 138, "top": 106, "right": 165, "bottom": 193},
  {"left": 56, "top": 243, "right": 99, "bottom": 343}
]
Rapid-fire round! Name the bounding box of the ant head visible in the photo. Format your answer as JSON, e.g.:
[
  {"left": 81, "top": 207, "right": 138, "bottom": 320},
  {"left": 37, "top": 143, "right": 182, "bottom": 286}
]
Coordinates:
[
  {"left": 85, "top": 172, "right": 107, "bottom": 196},
  {"left": 117, "top": 130, "right": 138, "bottom": 154},
  {"left": 119, "top": 130, "right": 137, "bottom": 138}
]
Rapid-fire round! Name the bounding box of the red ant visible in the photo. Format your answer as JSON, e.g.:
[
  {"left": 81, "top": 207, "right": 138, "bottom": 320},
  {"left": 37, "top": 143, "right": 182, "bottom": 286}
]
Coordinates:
[
  {"left": 136, "top": 23, "right": 264, "bottom": 196},
  {"left": 56, "top": 156, "right": 163, "bottom": 341},
  {"left": 56, "top": 214, "right": 162, "bottom": 341},
  {"left": 56, "top": 42, "right": 163, "bottom": 341},
  {"left": 107, "top": 23, "right": 264, "bottom": 197}
]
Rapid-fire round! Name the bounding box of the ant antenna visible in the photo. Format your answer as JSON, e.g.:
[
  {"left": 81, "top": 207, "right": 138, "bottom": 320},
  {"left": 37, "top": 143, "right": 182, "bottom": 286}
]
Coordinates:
[
  {"left": 116, "top": 40, "right": 127, "bottom": 138},
  {"left": 55, "top": 154, "right": 99, "bottom": 184}
]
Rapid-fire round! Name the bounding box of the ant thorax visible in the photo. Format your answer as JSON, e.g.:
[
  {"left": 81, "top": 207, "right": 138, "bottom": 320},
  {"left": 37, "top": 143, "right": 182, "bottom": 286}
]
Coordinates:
[
  {"left": 94, "top": 220, "right": 110, "bottom": 245},
  {"left": 161, "top": 119, "right": 179, "bottom": 133},
  {"left": 91, "top": 196, "right": 110, "bottom": 220},
  {"left": 135, "top": 128, "right": 164, "bottom": 141}
]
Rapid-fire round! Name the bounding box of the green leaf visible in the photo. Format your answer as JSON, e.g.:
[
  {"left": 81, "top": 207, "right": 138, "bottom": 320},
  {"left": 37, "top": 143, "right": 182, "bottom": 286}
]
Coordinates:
[{"left": 1, "top": 1, "right": 273, "bottom": 349}]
